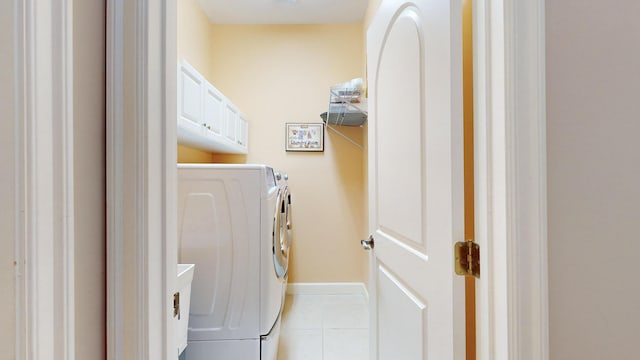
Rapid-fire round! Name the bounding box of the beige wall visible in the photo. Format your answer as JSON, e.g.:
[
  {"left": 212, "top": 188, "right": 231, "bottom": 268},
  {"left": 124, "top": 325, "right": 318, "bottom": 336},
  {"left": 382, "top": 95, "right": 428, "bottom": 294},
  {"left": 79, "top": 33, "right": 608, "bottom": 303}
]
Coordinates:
[
  {"left": 177, "top": 144, "right": 217, "bottom": 163},
  {"left": 177, "top": 0, "right": 215, "bottom": 81},
  {"left": 546, "top": 1, "right": 640, "bottom": 358},
  {"left": 0, "top": 0, "right": 17, "bottom": 356},
  {"left": 209, "top": 24, "right": 367, "bottom": 283},
  {"left": 73, "top": 0, "right": 106, "bottom": 358},
  {"left": 177, "top": 0, "right": 223, "bottom": 162}
]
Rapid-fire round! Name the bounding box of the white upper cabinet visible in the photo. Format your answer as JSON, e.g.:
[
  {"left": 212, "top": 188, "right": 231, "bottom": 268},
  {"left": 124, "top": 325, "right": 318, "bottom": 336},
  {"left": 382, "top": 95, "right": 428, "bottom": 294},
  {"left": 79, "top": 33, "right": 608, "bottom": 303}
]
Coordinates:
[
  {"left": 203, "top": 82, "right": 225, "bottom": 136},
  {"left": 177, "top": 61, "right": 248, "bottom": 154},
  {"left": 237, "top": 113, "right": 249, "bottom": 148},
  {"left": 224, "top": 102, "right": 239, "bottom": 143},
  {"left": 179, "top": 62, "right": 204, "bottom": 125}
]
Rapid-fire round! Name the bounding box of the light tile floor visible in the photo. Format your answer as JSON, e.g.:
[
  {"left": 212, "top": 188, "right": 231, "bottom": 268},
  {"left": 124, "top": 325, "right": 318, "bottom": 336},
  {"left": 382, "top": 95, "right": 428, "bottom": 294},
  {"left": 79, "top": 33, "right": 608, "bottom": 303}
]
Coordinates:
[{"left": 277, "top": 293, "right": 369, "bottom": 360}]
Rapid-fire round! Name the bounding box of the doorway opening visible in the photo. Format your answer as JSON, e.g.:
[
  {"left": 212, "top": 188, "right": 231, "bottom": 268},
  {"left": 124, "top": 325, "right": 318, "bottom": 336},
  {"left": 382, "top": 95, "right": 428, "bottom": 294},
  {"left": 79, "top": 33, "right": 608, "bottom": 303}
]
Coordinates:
[{"left": 463, "top": 0, "right": 476, "bottom": 359}]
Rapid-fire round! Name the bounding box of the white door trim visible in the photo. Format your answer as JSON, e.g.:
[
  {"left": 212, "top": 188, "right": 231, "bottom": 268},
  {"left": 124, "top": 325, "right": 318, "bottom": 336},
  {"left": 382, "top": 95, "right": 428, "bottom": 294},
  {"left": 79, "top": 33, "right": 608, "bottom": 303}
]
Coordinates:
[
  {"left": 106, "top": 0, "right": 178, "bottom": 359},
  {"left": 106, "top": 0, "right": 124, "bottom": 356},
  {"left": 14, "top": 0, "right": 76, "bottom": 358},
  {"left": 474, "top": 0, "right": 549, "bottom": 359}
]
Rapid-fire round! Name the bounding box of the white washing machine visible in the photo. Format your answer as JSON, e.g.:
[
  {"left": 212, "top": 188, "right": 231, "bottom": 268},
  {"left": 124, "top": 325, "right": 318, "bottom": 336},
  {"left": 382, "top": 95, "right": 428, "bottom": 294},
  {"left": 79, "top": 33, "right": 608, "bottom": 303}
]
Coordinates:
[{"left": 177, "top": 164, "right": 290, "bottom": 359}]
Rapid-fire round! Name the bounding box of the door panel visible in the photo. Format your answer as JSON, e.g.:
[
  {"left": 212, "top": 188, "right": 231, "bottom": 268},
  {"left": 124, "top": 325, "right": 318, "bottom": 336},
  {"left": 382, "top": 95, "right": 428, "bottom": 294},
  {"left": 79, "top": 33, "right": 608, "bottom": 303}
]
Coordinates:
[
  {"left": 376, "top": 8, "right": 424, "bottom": 247},
  {"left": 367, "top": 0, "right": 464, "bottom": 359},
  {"left": 378, "top": 266, "right": 427, "bottom": 359}
]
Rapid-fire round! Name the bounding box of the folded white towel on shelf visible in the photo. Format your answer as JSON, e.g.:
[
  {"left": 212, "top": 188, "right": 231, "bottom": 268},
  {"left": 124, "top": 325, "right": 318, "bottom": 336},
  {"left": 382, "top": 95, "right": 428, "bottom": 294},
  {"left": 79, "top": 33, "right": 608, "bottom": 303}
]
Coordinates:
[
  {"left": 332, "top": 77, "right": 363, "bottom": 91},
  {"left": 331, "top": 78, "right": 364, "bottom": 103}
]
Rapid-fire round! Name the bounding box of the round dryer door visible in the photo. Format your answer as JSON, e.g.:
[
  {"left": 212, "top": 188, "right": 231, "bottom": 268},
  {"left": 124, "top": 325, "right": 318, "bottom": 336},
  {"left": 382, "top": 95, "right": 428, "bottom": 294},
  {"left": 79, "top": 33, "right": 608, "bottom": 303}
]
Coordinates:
[{"left": 273, "top": 190, "right": 290, "bottom": 279}]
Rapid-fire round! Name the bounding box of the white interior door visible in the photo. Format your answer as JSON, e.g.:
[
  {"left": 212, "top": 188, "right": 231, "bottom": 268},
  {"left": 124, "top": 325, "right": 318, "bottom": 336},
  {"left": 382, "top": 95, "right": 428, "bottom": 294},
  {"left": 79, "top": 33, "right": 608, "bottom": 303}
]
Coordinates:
[{"left": 366, "top": 0, "right": 465, "bottom": 358}]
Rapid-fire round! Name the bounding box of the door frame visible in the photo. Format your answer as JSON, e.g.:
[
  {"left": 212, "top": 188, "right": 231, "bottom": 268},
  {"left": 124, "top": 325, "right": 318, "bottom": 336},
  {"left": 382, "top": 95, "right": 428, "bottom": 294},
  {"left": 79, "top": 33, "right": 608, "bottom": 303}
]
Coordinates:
[
  {"left": 106, "top": 0, "right": 178, "bottom": 359},
  {"left": 10, "top": 0, "right": 76, "bottom": 358},
  {"left": 104, "top": 0, "right": 549, "bottom": 359},
  {"left": 474, "top": 0, "right": 549, "bottom": 359}
]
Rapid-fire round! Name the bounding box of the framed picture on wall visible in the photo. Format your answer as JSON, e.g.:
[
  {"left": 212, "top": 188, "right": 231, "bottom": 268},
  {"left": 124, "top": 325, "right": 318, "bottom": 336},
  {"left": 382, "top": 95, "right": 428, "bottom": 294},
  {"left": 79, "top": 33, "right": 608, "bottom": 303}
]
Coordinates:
[{"left": 285, "top": 123, "right": 324, "bottom": 152}]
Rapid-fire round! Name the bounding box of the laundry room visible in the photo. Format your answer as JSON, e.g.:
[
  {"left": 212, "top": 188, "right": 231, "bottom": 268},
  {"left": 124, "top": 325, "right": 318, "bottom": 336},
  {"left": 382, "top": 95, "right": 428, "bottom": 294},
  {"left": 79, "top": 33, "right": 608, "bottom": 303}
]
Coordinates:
[
  {"left": 176, "top": 0, "right": 376, "bottom": 359},
  {"left": 177, "top": 0, "right": 371, "bottom": 284}
]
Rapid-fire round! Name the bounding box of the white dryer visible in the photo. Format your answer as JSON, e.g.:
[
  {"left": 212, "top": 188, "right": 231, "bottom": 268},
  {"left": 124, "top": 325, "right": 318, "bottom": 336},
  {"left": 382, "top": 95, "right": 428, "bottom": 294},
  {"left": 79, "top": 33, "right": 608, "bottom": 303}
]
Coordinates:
[{"left": 177, "top": 164, "right": 290, "bottom": 359}]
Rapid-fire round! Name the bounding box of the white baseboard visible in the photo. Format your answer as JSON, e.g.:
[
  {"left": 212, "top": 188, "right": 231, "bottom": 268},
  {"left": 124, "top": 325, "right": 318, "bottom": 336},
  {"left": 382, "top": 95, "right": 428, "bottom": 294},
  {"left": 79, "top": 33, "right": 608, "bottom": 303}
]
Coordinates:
[{"left": 286, "top": 282, "right": 369, "bottom": 301}]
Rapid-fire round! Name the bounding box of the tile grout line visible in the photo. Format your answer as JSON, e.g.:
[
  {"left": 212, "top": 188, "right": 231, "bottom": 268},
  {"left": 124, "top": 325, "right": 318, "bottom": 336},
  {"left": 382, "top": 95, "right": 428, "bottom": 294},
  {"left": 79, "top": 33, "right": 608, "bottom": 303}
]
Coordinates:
[{"left": 279, "top": 293, "right": 369, "bottom": 360}]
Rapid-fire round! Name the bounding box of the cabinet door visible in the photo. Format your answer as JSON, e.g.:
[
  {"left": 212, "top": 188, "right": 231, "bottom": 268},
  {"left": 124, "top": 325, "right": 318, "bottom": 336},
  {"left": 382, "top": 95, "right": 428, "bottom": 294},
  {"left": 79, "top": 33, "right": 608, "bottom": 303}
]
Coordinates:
[
  {"left": 203, "top": 83, "right": 224, "bottom": 135},
  {"left": 179, "top": 62, "right": 204, "bottom": 125},
  {"left": 237, "top": 113, "right": 248, "bottom": 147},
  {"left": 225, "top": 102, "right": 239, "bottom": 143}
]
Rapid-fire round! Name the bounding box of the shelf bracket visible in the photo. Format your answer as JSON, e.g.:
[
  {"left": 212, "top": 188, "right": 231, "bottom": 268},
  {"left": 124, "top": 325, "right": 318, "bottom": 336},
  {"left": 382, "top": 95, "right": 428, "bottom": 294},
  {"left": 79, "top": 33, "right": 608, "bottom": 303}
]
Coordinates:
[{"left": 325, "top": 124, "right": 364, "bottom": 150}]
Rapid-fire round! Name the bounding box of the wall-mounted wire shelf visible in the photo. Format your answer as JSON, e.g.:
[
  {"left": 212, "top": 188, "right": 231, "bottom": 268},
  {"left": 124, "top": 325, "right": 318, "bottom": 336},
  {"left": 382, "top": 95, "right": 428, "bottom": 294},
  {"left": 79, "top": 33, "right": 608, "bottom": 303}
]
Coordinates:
[{"left": 320, "top": 84, "right": 367, "bottom": 149}]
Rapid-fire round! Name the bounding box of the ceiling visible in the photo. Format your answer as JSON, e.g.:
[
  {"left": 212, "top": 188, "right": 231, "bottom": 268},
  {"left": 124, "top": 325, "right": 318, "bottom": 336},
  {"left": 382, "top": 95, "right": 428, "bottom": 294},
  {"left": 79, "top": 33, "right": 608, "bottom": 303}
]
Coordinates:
[{"left": 198, "top": 0, "right": 369, "bottom": 24}]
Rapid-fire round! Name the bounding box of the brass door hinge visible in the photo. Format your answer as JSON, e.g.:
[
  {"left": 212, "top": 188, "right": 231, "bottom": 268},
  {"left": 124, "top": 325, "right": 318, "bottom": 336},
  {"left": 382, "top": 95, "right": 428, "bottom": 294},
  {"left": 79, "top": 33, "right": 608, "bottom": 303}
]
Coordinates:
[{"left": 455, "top": 241, "right": 480, "bottom": 278}]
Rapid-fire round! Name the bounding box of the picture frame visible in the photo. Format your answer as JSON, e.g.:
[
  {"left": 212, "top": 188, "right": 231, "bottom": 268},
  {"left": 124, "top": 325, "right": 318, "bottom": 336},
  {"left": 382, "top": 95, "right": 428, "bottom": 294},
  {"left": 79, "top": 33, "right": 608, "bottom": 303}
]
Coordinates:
[{"left": 285, "top": 123, "right": 324, "bottom": 152}]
